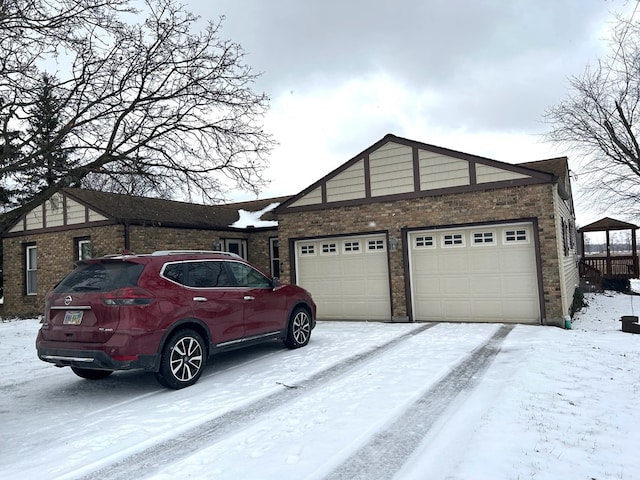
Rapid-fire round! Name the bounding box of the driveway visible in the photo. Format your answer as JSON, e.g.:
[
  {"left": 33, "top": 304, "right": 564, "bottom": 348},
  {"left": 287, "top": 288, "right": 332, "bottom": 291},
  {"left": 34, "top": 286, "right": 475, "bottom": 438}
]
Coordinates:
[{"left": 1, "top": 320, "right": 512, "bottom": 480}]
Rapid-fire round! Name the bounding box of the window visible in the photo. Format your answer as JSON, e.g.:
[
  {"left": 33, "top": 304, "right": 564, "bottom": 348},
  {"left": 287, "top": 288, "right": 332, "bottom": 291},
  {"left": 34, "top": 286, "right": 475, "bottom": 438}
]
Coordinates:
[
  {"left": 344, "top": 241, "right": 361, "bottom": 253},
  {"left": 473, "top": 232, "right": 494, "bottom": 245},
  {"left": 367, "top": 239, "right": 385, "bottom": 251},
  {"left": 227, "top": 262, "right": 271, "bottom": 288},
  {"left": 76, "top": 237, "right": 92, "bottom": 261},
  {"left": 182, "top": 261, "right": 233, "bottom": 288},
  {"left": 561, "top": 218, "right": 569, "bottom": 256},
  {"left": 300, "top": 244, "right": 315, "bottom": 255},
  {"left": 505, "top": 229, "right": 528, "bottom": 243},
  {"left": 54, "top": 261, "right": 144, "bottom": 293},
  {"left": 321, "top": 243, "right": 337, "bottom": 254},
  {"left": 443, "top": 233, "right": 464, "bottom": 247},
  {"left": 224, "top": 239, "right": 247, "bottom": 259},
  {"left": 415, "top": 236, "right": 434, "bottom": 248},
  {"left": 25, "top": 245, "right": 37, "bottom": 295},
  {"left": 270, "top": 238, "right": 280, "bottom": 278}
]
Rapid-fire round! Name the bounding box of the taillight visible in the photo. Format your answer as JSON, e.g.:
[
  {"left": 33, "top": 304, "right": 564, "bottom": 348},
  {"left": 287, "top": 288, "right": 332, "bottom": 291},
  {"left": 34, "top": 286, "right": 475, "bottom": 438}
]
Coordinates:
[{"left": 101, "top": 287, "right": 155, "bottom": 306}]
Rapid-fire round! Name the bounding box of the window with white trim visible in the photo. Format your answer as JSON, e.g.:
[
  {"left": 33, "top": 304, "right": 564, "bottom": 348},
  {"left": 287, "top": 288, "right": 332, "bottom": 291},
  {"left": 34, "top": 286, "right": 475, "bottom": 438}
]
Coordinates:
[
  {"left": 505, "top": 229, "right": 528, "bottom": 243},
  {"left": 26, "top": 245, "right": 37, "bottom": 295},
  {"left": 415, "top": 235, "right": 435, "bottom": 248},
  {"left": 367, "top": 239, "right": 385, "bottom": 251},
  {"left": 473, "top": 232, "right": 495, "bottom": 245},
  {"left": 270, "top": 237, "right": 280, "bottom": 278},
  {"left": 76, "top": 237, "right": 92, "bottom": 261},
  {"left": 321, "top": 243, "right": 338, "bottom": 254},
  {"left": 344, "top": 241, "right": 361, "bottom": 253},
  {"left": 300, "top": 244, "right": 315, "bottom": 255},
  {"left": 443, "top": 233, "right": 464, "bottom": 247}
]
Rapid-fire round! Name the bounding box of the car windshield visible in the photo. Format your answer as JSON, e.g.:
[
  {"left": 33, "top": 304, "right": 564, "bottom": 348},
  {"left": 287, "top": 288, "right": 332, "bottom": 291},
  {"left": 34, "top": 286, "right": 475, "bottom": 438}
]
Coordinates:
[{"left": 53, "top": 261, "right": 144, "bottom": 293}]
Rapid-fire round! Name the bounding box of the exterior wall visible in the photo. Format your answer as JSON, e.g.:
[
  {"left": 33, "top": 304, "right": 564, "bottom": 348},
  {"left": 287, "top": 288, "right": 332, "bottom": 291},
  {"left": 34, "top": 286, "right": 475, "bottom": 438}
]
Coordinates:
[
  {"left": 277, "top": 183, "right": 566, "bottom": 325},
  {"left": 247, "top": 229, "right": 279, "bottom": 277},
  {"left": 2, "top": 225, "right": 124, "bottom": 317},
  {"left": 553, "top": 188, "right": 580, "bottom": 319},
  {"left": 125, "top": 226, "right": 273, "bottom": 274},
  {"left": 1, "top": 224, "right": 275, "bottom": 317}
]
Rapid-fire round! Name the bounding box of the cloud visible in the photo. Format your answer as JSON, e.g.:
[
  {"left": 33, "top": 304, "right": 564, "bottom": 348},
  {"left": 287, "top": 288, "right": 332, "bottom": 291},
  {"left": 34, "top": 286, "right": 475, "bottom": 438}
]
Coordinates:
[{"left": 185, "top": 0, "right": 635, "bottom": 226}]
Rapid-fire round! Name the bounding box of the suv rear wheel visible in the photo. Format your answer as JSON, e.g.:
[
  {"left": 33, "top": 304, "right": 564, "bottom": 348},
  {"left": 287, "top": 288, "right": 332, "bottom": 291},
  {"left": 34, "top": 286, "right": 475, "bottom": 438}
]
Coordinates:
[{"left": 155, "top": 329, "right": 206, "bottom": 389}]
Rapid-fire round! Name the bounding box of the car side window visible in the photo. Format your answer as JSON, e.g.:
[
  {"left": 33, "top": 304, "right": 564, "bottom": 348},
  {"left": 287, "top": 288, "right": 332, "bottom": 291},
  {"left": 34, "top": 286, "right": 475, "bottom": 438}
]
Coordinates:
[
  {"left": 227, "top": 262, "right": 271, "bottom": 288},
  {"left": 163, "top": 263, "right": 184, "bottom": 284},
  {"left": 169, "top": 261, "right": 234, "bottom": 288}
]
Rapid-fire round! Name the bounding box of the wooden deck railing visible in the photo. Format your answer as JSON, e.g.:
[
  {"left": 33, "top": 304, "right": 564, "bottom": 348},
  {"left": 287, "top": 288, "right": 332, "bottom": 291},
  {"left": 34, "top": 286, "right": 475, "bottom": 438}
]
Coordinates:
[{"left": 580, "top": 255, "right": 639, "bottom": 279}]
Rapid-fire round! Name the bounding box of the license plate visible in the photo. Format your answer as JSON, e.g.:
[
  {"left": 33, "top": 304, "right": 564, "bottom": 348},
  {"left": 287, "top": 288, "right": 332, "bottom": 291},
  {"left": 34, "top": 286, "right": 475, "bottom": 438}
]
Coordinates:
[{"left": 63, "top": 311, "right": 84, "bottom": 325}]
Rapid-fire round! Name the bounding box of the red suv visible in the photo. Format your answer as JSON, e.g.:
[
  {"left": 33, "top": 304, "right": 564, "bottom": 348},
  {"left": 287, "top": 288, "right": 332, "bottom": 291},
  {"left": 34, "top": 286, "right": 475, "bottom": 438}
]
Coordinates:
[{"left": 36, "top": 251, "right": 316, "bottom": 389}]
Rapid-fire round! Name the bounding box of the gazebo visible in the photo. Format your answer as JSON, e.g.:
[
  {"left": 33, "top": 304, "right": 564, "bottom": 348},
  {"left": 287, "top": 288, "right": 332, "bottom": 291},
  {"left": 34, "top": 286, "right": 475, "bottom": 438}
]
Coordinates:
[{"left": 578, "top": 217, "right": 639, "bottom": 290}]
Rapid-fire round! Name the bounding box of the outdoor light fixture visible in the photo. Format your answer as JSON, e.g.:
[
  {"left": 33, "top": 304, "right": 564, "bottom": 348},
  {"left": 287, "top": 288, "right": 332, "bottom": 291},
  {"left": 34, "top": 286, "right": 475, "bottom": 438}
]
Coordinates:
[
  {"left": 213, "top": 239, "right": 222, "bottom": 250},
  {"left": 390, "top": 235, "right": 399, "bottom": 252}
]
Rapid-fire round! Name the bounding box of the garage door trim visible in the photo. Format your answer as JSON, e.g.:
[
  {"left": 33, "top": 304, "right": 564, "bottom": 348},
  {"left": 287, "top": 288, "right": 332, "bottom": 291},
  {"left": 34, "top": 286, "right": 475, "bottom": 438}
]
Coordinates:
[{"left": 404, "top": 218, "right": 545, "bottom": 323}]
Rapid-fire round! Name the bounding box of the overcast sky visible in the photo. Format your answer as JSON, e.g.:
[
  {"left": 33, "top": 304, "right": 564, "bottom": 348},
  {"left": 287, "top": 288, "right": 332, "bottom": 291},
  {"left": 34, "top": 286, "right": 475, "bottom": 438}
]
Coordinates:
[{"left": 186, "top": 0, "right": 637, "bottom": 224}]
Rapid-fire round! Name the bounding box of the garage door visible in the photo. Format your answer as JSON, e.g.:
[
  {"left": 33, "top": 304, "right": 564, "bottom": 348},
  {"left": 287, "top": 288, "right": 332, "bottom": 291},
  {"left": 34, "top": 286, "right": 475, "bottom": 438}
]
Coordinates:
[
  {"left": 408, "top": 223, "right": 540, "bottom": 323},
  {"left": 295, "top": 234, "right": 391, "bottom": 320}
]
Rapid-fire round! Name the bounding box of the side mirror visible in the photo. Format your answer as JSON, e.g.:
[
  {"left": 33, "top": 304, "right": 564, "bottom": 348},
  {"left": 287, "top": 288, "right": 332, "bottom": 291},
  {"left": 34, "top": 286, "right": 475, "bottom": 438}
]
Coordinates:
[{"left": 271, "top": 277, "right": 280, "bottom": 288}]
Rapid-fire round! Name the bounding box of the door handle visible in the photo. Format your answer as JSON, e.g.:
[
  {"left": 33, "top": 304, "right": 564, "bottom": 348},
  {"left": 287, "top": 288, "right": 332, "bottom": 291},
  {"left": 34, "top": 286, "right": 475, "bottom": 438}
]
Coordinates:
[
  {"left": 244, "top": 295, "right": 255, "bottom": 301},
  {"left": 193, "top": 297, "right": 207, "bottom": 302}
]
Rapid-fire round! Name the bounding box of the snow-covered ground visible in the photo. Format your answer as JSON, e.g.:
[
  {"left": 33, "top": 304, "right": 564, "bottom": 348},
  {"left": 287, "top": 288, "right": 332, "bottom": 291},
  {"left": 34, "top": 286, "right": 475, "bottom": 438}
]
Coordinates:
[{"left": 1, "top": 289, "right": 639, "bottom": 480}]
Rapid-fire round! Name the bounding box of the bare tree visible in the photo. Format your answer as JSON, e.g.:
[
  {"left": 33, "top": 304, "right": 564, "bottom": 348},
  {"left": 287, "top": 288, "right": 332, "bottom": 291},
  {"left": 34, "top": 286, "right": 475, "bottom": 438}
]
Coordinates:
[
  {"left": 0, "top": 0, "right": 273, "bottom": 225},
  {"left": 545, "top": 13, "right": 640, "bottom": 217}
]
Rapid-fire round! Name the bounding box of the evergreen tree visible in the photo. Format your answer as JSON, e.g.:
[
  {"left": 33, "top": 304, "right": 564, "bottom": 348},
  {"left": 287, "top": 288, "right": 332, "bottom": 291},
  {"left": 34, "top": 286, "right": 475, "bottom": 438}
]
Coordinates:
[{"left": 26, "top": 74, "right": 70, "bottom": 192}]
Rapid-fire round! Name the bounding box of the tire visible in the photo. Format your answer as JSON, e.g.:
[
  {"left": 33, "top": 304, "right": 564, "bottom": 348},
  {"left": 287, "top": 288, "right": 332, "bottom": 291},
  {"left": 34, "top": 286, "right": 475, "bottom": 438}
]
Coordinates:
[
  {"left": 155, "top": 329, "right": 206, "bottom": 389},
  {"left": 71, "top": 367, "right": 113, "bottom": 380},
  {"left": 284, "top": 307, "right": 312, "bottom": 349}
]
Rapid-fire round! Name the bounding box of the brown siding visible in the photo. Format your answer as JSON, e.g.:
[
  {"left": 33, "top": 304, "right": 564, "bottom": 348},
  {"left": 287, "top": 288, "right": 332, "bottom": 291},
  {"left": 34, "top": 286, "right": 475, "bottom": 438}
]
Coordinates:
[{"left": 277, "top": 183, "right": 564, "bottom": 325}]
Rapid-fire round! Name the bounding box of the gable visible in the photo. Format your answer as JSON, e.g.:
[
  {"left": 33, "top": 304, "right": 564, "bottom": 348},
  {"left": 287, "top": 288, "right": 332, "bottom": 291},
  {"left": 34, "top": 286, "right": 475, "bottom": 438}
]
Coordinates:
[
  {"left": 7, "top": 192, "right": 109, "bottom": 234},
  {"left": 279, "top": 134, "right": 556, "bottom": 213}
]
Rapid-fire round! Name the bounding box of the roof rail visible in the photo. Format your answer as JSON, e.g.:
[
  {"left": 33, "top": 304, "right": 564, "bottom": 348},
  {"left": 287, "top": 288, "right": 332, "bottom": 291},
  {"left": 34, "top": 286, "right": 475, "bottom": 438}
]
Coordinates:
[{"left": 151, "top": 250, "right": 243, "bottom": 259}]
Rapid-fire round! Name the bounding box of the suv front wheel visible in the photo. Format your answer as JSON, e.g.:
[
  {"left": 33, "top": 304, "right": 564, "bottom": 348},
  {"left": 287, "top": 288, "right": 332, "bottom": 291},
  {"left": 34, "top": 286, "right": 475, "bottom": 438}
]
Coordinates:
[
  {"left": 155, "top": 329, "right": 206, "bottom": 389},
  {"left": 284, "top": 307, "right": 312, "bottom": 349}
]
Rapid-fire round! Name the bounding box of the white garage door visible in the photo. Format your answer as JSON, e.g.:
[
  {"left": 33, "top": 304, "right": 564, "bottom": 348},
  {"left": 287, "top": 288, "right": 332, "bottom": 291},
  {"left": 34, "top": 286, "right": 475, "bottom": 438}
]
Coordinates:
[
  {"left": 409, "top": 223, "right": 540, "bottom": 323},
  {"left": 295, "top": 234, "right": 391, "bottom": 320}
]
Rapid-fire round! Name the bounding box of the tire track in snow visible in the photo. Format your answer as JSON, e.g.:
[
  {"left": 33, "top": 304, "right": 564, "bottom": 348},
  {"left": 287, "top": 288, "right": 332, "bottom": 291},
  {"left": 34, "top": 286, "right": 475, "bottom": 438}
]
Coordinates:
[
  {"left": 77, "top": 322, "right": 437, "bottom": 480},
  {"left": 324, "top": 324, "right": 514, "bottom": 480}
]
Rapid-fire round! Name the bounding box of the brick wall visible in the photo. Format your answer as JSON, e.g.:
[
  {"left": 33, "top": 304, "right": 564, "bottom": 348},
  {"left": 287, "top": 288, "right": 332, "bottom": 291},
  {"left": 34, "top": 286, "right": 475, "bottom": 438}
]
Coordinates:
[
  {"left": 2, "top": 225, "right": 125, "bottom": 317},
  {"left": 277, "top": 183, "right": 564, "bottom": 324},
  {"left": 126, "top": 226, "right": 274, "bottom": 274},
  {"left": 1, "top": 224, "right": 275, "bottom": 317}
]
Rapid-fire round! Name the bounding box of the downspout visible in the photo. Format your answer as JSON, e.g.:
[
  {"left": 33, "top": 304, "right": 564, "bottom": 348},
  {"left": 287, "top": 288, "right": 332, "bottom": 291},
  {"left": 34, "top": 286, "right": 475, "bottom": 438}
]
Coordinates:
[{"left": 124, "top": 220, "right": 130, "bottom": 252}]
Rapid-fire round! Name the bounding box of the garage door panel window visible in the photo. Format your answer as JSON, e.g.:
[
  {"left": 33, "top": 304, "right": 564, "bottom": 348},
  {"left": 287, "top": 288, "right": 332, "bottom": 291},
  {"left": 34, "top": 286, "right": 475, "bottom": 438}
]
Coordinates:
[
  {"left": 504, "top": 229, "right": 529, "bottom": 244},
  {"left": 442, "top": 233, "right": 464, "bottom": 247},
  {"left": 300, "top": 244, "right": 316, "bottom": 256},
  {"left": 321, "top": 243, "right": 338, "bottom": 255},
  {"left": 472, "top": 231, "right": 495, "bottom": 246},
  {"left": 343, "top": 241, "right": 361, "bottom": 253},
  {"left": 415, "top": 235, "right": 435, "bottom": 248},
  {"left": 367, "top": 239, "right": 386, "bottom": 252}
]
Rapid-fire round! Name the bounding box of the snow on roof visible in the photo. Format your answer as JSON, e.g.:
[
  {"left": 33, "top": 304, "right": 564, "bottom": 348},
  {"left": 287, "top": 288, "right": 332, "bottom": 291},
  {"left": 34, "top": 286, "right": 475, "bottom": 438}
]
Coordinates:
[{"left": 230, "top": 202, "right": 280, "bottom": 228}]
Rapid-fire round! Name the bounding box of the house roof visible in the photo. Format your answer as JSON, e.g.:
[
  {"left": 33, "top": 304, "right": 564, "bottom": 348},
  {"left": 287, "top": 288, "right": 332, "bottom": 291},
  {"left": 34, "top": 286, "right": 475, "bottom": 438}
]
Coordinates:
[
  {"left": 519, "top": 157, "right": 571, "bottom": 196},
  {"left": 64, "top": 188, "right": 287, "bottom": 230},
  {"left": 519, "top": 157, "right": 569, "bottom": 179},
  {"left": 578, "top": 217, "right": 639, "bottom": 232}
]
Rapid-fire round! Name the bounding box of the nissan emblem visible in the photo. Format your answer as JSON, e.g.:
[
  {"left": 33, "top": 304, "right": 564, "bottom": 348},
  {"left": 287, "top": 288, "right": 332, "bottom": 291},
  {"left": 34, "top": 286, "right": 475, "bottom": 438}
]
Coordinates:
[{"left": 64, "top": 296, "right": 72, "bottom": 306}]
